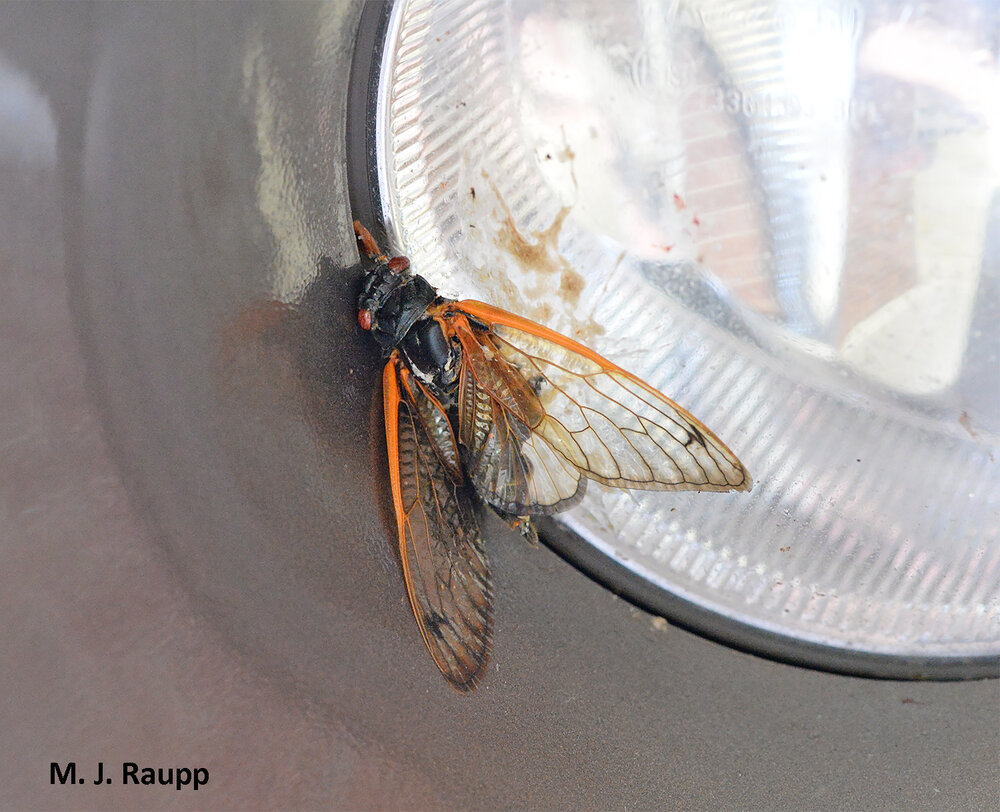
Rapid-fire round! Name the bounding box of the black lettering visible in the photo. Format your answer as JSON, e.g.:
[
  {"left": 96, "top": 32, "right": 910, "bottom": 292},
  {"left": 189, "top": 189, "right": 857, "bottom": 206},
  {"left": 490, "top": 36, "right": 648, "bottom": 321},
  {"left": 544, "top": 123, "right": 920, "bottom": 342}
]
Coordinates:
[
  {"left": 50, "top": 762, "right": 76, "bottom": 785},
  {"left": 117, "top": 762, "right": 209, "bottom": 790}
]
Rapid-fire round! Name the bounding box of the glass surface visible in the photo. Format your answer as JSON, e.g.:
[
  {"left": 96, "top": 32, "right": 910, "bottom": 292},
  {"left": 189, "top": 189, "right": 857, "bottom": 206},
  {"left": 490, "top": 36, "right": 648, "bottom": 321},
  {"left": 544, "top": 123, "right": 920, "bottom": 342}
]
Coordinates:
[{"left": 374, "top": 0, "right": 1000, "bottom": 660}]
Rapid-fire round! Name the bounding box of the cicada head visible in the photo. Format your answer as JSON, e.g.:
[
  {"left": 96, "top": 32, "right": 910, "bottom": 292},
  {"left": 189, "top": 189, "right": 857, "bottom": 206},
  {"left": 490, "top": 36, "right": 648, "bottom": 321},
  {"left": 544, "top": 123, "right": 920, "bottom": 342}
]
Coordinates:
[{"left": 357, "top": 250, "right": 437, "bottom": 353}]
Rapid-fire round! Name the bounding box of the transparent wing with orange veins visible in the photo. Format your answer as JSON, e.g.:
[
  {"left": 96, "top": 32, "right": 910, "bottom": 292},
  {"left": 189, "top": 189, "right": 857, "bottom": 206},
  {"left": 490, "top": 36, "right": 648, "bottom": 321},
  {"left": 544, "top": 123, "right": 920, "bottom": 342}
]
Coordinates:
[
  {"left": 383, "top": 353, "right": 492, "bottom": 691},
  {"left": 446, "top": 312, "right": 586, "bottom": 516},
  {"left": 448, "top": 301, "right": 752, "bottom": 498}
]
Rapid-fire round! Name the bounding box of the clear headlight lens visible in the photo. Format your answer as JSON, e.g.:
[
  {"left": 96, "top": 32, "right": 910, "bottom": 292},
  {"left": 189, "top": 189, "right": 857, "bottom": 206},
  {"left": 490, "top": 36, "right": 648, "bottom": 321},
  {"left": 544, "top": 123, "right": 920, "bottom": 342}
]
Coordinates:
[{"left": 362, "top": 0, "right": 1000, "bottom": 674}]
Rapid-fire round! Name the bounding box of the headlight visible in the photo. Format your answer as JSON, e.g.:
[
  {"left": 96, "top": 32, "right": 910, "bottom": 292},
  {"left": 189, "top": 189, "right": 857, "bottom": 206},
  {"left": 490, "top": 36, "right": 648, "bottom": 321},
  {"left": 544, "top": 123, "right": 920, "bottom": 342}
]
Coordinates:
[{"left": 348, "top": 0, "right": 1000, "bottom": 678}]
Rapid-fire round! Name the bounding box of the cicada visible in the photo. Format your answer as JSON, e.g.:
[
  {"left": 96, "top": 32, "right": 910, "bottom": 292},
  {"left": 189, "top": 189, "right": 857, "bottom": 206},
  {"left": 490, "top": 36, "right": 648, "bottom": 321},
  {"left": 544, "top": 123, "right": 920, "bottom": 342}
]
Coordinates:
[{"left": 355, "top": 221, "right": 751, "bottom": 691}]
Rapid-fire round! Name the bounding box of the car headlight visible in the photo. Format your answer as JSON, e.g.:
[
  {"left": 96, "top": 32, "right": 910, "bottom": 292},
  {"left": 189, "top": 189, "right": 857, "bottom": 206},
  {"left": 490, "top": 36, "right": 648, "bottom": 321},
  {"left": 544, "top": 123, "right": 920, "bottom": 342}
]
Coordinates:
[{"left": 348, "top": 0, "right": 1000, "bottom": 678}]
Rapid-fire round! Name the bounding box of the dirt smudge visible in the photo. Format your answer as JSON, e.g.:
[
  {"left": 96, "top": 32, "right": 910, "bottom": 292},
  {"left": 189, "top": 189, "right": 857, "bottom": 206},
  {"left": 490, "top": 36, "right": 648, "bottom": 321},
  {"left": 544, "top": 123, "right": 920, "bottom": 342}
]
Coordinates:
[
  {"left": 959, "top": 410, "right": 978, "bottom": 439},
  {"left": 490, "top": 188, "right": 584, "bottom": 308}
]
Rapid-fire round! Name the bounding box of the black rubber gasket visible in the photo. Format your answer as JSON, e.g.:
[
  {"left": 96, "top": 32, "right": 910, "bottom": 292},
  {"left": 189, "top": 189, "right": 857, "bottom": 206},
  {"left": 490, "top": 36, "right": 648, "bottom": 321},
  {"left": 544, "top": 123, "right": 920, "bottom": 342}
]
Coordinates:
[
  {"left": 346, "top": 0, "right": 392, "bottom": 250},
  {"left": 343, "top": 1, "right": 1000, "bottom": 682}
]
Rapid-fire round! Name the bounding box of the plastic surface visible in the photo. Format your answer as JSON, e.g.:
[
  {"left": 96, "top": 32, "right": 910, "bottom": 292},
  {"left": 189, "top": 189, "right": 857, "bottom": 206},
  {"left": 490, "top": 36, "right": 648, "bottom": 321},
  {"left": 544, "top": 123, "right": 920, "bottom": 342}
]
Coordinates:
[{"left": 369, "top": 0, "right": 1000, "bottom": 673}]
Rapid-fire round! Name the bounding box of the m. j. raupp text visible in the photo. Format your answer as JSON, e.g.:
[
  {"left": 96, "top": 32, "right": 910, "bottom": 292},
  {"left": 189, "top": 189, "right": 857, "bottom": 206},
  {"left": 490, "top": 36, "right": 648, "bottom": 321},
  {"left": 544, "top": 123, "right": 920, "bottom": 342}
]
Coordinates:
[{"left": 50, "top": 762, "right": 209, "bottom": 790}]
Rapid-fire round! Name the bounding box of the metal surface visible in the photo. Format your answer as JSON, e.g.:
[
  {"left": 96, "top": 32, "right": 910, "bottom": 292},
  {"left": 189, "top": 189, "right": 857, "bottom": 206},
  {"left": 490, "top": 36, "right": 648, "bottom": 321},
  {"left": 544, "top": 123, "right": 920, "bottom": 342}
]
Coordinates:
[{"left": 1, "top": 3, "right": 997, "bottom": 809}]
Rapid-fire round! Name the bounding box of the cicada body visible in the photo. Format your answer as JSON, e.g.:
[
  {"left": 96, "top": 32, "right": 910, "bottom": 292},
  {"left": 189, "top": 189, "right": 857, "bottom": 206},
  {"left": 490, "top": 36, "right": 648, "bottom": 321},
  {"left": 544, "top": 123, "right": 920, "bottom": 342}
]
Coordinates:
[{"left": 355, "top": 221, "right": 751, "bottom": 691}]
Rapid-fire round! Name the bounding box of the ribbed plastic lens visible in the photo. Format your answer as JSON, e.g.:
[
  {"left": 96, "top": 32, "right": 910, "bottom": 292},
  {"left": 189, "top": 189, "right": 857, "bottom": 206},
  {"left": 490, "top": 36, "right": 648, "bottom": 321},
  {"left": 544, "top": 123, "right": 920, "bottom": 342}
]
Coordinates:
[{"left": 372, "top": 0, "right": 1000, "bottom": 667}]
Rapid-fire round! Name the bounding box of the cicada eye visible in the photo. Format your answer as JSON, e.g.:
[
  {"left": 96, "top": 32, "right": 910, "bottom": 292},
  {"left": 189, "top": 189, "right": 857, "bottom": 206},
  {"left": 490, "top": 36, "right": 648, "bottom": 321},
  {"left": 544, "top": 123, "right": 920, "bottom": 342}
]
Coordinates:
[
  {"left": 387, "top": 256, "right": 410, "bottom": 273},
  {"left": 358, "top": 308, "right": 373, "bottom": 330}
]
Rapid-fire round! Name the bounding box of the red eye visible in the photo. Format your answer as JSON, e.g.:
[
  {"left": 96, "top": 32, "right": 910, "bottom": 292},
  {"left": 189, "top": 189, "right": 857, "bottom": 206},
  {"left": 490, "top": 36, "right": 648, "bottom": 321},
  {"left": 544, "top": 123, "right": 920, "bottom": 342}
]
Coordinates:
[
  {"left": 358, "top": 309, "right": 372, "bottom": 330},
  {"left": 388, "top": 256, "right": 410, "bottom": 273}
]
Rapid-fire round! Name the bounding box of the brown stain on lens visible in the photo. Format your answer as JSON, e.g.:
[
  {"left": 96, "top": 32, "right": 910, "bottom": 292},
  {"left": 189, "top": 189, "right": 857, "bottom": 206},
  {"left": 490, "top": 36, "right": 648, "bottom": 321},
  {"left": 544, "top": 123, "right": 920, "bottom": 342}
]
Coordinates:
[
  {"left": 481, "top": 171, "right": 605, "bottom": 341},
  {"left": 490, "top": 191, "right": 584, "bottom": 307},
  {"left": 959, "top": 410, "right": 978, "bottom": 438},
  {"left": 497, "top": 207, "right": 571, "bottom": 273}
]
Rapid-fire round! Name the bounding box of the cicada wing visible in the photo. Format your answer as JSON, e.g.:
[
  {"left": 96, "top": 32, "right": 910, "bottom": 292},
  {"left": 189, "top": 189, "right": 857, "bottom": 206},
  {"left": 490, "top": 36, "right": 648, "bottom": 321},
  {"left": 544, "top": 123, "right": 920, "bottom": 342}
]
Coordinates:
[
  {"left": 383, "top": 353, "right": 492, "bottom": 691},
  {"left": 451, "top": 301, "right": 752, "bottom": 494},
  {"left": 446, "top": 314, "right": 586, "bottom": 516}
]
